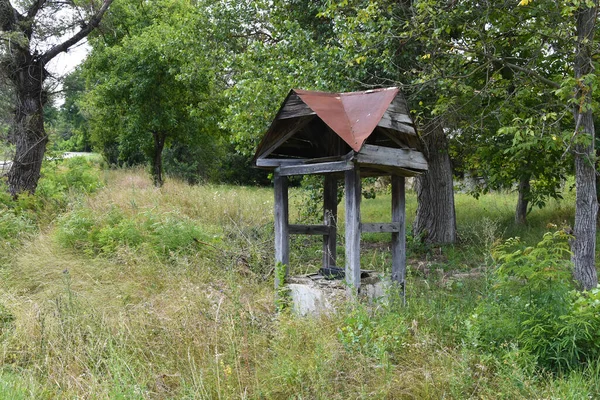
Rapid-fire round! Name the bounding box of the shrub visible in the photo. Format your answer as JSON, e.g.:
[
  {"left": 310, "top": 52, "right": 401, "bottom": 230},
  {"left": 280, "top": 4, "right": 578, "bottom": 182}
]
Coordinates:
[
  {"left": 337, "top": 304, "right": 408, "bottom": 363},
  {"left": 56, "top": 207, "right": 216, "bottom": 259},
  {"left": 0, "top": 208, "right": 36, "bottom": 263},
  {"left": 0, "top": 156, "right": 104, "bottom": 222},
  {"left": 470, "top": 231, "right": 600, "bottom": 373}
]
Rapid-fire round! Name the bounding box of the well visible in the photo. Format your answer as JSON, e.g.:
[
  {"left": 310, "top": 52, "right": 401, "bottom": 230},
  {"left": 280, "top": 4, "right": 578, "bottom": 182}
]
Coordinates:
[{"left": 253, "top": 87, "right": 428, "bottom": 301}]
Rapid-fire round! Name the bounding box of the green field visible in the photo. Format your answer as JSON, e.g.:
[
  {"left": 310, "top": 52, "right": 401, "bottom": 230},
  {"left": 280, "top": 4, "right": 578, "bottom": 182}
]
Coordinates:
[{"left": 0, "top": 159, "right": 598, "bottom": 399}]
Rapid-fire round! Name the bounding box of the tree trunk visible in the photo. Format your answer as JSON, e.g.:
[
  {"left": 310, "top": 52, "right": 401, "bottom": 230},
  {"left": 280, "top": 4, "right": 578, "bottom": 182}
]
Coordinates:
[
  {"left": 6, "top": 56, "right": 49, "bottom": 197},
  {"left": 572, "top": 3, "right": 599, "bottom": 290},
  {"left": 515, "top": 175, "right": 530, "bottom": 225},
  {"left": 413, "top": 120, "right": 457, "bottom": 244},
  {"left": 151, "top": 131, "right": 166, "bottom": 187}
]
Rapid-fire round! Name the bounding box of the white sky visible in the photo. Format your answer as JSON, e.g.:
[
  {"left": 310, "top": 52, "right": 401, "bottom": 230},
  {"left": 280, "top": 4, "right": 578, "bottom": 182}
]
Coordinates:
[{"left": 46, "top": 39, "right": 90, "bottom": 78}]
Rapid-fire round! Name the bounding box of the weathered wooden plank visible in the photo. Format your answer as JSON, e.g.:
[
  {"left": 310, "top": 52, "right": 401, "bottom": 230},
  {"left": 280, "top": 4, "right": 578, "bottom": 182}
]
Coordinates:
[
  {"left": 289, "top": 224, "right": 332, "bottom": 235},
  {"left": 274, "top": 172, "right": 289, "bottom": 289},
  {"left": 345, "top": 165, "right": 361, "bottom": 297},
  {"left": 384, "top": 109, "right": 414, "bottom": 121},
  {"left": 391, "top": 175, "right": 406, "bottom": 304},
  {"left": 323, "top": 175, "right": 337, "bottom": 268},
  {"left": 256, "top": 153, "right": 352, "bottom": 168},
  {"left": 387, "top": 95, "right": 410, "bottom": 115},
  {"left": 355, "top": 144, "right": 428, "bottom": 171},
  {"left": 277, "top": 93, "right": 316, "bottom": 119},
  {"left": 277, "top": 160, "right": 354, "bottom": 176},
  {"left": 258, "top": 116, "right": 315, "bottom": 159},
  {"left": 378, "top": 114, "right": 416, "bottom": 134},
  {"left": 256, "top": 158, "right": 305, "bottom": 167},
  {"left": 360, "top": 222, "right": 400, "bottom": 233}
]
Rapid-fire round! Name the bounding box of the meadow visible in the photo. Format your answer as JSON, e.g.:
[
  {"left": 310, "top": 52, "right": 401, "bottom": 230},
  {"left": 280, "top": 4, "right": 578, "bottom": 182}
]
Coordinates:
[{"left": 0, "top": 157, "right": 598, "bottom": 399}]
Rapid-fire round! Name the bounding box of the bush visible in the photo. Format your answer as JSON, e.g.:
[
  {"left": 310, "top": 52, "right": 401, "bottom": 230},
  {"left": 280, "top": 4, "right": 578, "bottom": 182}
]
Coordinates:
[
  {"left": 469, "top": 231, "right": 600, "bottom": 373},
  {"left": 0, "top": 156, "right": 104, "bottom": 222},
  {"left": 0, "top": 208, "right": 36, "bottom": 263},
  {"left": 56, "top": 207, "right": 216, "bottom": 259}
]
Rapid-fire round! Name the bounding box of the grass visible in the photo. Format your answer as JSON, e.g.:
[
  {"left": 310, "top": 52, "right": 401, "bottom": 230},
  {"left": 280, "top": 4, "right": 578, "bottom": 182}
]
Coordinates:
[{"left": 0, "top": 163, "right": 598, "bottom": 399}]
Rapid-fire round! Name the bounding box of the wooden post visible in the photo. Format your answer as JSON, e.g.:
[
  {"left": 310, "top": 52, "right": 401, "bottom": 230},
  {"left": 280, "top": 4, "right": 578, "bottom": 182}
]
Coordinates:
[
  {"left": 391, "top": 175, "right": 406, "bottom": 304},
  {"left": 345, "top": 165, "right": 361, "bottom": 296},
  {"left": 323, "top": 175, "right": 337, "bottom": 268},
  {"left": 274, "top": 171, "right": 289, "bottom": 289}
]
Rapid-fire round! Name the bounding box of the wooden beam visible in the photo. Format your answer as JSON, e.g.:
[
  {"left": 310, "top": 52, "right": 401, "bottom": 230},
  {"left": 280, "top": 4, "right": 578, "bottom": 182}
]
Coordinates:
[
  {"left": 391, "top": 175, "right": 406, "bottom": 304},
  {"left": 378, "top": 128, "right": 410, "bottom": 149},
  {"left": 258, "top": 115, "right": 315, "bottom": 159},
  {"left": 361, "top": 222, "right": 400, "bottom": 233},
  {"left": 256, "top": 158, "right": 304, "bottom": 168},
  {"left": 277, "top": 160, "right": 354, "bottom": 176},
  {"left": 345, "top": 165, "right": 361, "bottom": 297},
  {"left": 358, "top": 163, "right": 421, "bottom": 178},
  {"left": 380, "top": 110, "right": 414, "bottom": 127},
  {"left": 355, "top": 144, "right": 428, "bottom": 171},
  {"left": 274, "top": 172, "right": 289, "bottom": 289},
  {"left": 377, "top": 115, "right": 416, "bottom": 135},
  {"left": 256, "top": 153, "right": 352, "bottom": 168},
  {"left": 289, "top": 224, "right": 332, "bottom": 235},
  {"left": 323, "top": 175, "right": 337, "bottom": 268}
]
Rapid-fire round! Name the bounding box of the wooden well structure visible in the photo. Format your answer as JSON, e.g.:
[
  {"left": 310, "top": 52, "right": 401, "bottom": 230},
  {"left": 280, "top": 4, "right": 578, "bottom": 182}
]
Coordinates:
[{"left": 254, "top": 87, "right": 428, "bottom": 296}]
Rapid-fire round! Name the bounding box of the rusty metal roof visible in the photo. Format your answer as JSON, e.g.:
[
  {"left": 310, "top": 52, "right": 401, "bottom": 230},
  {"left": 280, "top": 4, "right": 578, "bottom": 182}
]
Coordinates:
[
  {"left": 294, "top": 87, "right": 399, "bottom": 151},
  {"left": 253, "top": 87, "right": 418, "bottom": 163}
]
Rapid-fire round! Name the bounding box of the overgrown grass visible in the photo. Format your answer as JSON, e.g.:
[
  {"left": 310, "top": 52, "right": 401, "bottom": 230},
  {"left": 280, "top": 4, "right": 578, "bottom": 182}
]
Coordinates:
[{"left": 0, "top": 165, "right": 598, "bottom": 399}]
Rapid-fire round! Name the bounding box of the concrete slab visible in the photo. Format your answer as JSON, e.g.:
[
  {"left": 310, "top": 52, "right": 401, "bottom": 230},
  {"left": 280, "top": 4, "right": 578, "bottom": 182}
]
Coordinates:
[{"left": 286, "top": 270, "right": 389, "bottom": 316}]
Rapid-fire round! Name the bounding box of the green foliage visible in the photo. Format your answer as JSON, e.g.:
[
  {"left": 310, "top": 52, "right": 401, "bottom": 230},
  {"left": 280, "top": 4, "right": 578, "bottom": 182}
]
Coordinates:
[
  {"left": 221, "top": 1, "right": 367, "bottom": 156},
  {"left": 470, "top": 231, "right": 600, "bottom": 373},
  {"left": 83, "top": 0, "right": 223, "bottom": 185},
  {"left": 0, "top": 157, "right": 103, "bottom": 253},
  {"left": 56, "top": 207, "right": 216, "bottom": 260},
  {"left": 274, "top": 261, "right": 290, "bottom": 312},
  {"left": 338, "top": 304, "right": 408, "bottom": 362},
  {"left": 52, "top": 69, "right": 92, "bottom": 152}
]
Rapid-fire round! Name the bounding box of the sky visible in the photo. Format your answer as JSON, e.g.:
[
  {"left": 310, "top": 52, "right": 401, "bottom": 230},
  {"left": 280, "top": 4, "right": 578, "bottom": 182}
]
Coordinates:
[{"left": 46, "top": 39, "right": 90, "bottom": 78}]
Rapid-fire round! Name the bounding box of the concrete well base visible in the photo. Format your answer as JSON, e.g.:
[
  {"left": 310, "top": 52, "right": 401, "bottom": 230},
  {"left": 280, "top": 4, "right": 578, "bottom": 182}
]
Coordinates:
[{"left": 286, "top": 270, "right": 389, "bottom": 316}]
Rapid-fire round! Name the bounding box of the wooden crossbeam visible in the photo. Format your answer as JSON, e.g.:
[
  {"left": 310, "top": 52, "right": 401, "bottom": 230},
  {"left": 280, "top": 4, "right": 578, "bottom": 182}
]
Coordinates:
[
  {"left": 354, "top": 144, "right": 427, "bottom": 171},
  {"left": 289, "top": 224, "right": 333, "bottom": 235},
  {"left": 360, "top": 222, "right": 400, "bottom": 233},
  {"left": 277, "top": 160, "right": 354, "bottom": 176}
]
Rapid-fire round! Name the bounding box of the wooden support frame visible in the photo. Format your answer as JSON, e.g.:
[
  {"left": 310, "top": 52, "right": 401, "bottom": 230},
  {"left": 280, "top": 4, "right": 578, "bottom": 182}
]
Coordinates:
[
  {"left": 391, "top": 175, "right": 406, "bottom": 304},
  {"left": 272, "top": 168, "right": 408, "bottom": 304},
  {"left": 323, "top": 175, "right": 337, "bottom": 268},
  {"left": 273, "top": 172, "right": 289, "bottom": 289},
  {"left": 345, "top": 164, "right": 361, "bottom": 296}
]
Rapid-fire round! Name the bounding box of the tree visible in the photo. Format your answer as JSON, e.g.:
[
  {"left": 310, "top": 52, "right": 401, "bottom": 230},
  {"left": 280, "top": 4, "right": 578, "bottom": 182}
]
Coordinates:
[
  {"left": 320, "top": 0, "right": 459, "bottom": 244},
  {"left": 58, "top": 69, "right": 91, "bottom": 152},
  {"left": 84, "top": 1, "right": 221, "bottom": 186},
  {"left": 571, "top": 2, "right": 598, "bottom": 289},
  {"left": 221, "top": 0, "right": 367, "bottom": 155},
  {"left": 413, "top": 120, "right": 457, "bottom": 243},
  {"left": 0, "top": 0, "right": 113, "bottom": 196},
  {"left": 397, "top": 0, "right": 599, "bottom": 287}
]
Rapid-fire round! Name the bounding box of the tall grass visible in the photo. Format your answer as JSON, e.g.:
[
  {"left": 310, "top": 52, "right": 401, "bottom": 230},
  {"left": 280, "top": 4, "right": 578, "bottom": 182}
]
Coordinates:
[{"left": 0, "top": 165, "right": 597, "bottom": 399}]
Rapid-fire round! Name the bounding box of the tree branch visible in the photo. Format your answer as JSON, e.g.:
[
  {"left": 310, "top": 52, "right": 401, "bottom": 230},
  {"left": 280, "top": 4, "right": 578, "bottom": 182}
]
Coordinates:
[
  {"left": 26, "top": 0, "right": 47, "bottom": 20},
  {"left": 40, "top": 0, "right": 113, "bottom": 64},
  {"left": 449, "top": 43, "right": 561, "bottom": 89}
]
